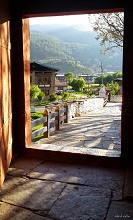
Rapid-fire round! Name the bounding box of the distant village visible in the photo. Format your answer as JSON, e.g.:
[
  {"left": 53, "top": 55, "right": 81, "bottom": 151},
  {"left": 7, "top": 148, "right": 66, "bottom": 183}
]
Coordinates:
[{"left": 30, "top": 62, "right": 122, "bottom": 98}]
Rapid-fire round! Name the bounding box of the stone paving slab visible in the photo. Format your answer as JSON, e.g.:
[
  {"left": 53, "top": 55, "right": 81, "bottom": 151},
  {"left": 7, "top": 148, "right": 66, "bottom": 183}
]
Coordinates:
[
  {"left": 0, "top": 201, "right": 53, "bottom": 220},
  {"left": 1, "top": 156, "right": 133, "bottom": 220},
  {"left": 7, "top": 158, "right": 44, "bottom": 176},
  {"left": 48, "top": 184, "right": 111, "bottom": 220},
  {"left": 0, "top": 201, "right": 32, "bottom": 220},
  {"left": 0, "top": 175, "right": 66, "bottom": 213},
  {"left": 43, "top": 138, "right": 84, "bottom": 148},
  {"left": 106, "top": 201, "right": 133, "bottom": 220},
  {"left": 26, "top": 214, "right": 52, "bottom": 220},
  {"left": 27, "top": 161, "right": 125, "bottom": 190},
  {"left": 123, "top": 167, "right": 133, "bottom": 200},
  {"left": 29, "top": 143, "right": 121, "bottom": 157},
  {"left": 83, "top": 138, "right": 103, "bottom": 148}
]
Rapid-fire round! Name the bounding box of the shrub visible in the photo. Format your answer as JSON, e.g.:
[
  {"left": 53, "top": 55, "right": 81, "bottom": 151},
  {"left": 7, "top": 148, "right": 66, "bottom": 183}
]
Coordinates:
[
  {"left": 37, "top": 91, "right": 45, "bottom": 104},
  {"left": 30, "top": 85, "right": 41, "bottom": 100},
  {"left": 49, "top": 93, "right": 57, "bottom": 102},
  {"left": 61, "top": 91, "right": 70, "bottom": 101}
]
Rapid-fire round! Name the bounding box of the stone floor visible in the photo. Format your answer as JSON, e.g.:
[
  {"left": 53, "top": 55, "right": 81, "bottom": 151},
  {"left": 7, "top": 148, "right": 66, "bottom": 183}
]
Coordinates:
[
  {"left": 1, "top": 102, "right": 129, "bottom": 220},
  {"left": 0, "top": 157, "right": 133, "bottom": 219}
]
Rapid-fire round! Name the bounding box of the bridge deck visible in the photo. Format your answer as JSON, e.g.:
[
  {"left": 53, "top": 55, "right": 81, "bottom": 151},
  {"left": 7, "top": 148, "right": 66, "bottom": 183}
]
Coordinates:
[{"left": 29, "top": 102, "right": 121, "bottom": 159}]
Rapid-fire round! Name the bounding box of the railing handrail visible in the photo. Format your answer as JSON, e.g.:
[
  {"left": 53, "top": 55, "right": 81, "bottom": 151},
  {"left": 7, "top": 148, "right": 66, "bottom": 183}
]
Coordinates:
[
  {"left": 31, "top": 116, "right": 47, "bottom": 128},
  {"left": 31, "top": 103, "right": 68, "bottom": 140},
  {"left": 31, "top": 98, "right": 106, "bottom": 140}
]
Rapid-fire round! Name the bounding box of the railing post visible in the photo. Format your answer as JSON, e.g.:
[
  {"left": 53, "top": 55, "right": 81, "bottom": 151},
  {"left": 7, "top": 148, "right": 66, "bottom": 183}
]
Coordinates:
[
  {"left": 64, "top": 102, "right": 68, "bottom": 123},
  {"left": 43, "top": 109, "right": 50, "bottom": 138},
  {"left": 55, "top": 105, "right": 60, "bottom": 130}
]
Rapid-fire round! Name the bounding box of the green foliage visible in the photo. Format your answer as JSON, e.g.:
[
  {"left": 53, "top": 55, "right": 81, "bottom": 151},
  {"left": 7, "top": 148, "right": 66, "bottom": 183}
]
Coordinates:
[
  {"left": 31, "top": 112, "right": 43, "bottom": 120},
  {"left": 64, "top": 72, "right": 74, "bottom": 85},
  {"left": 30, "top": 28, "right": 123, "bottom": 74},
  {"left": 32, "top": 134, "right": 44, "bottom": 142},
  {"left": 32, "top": 124, "right": 43, "bottom": 131},
  {"left": 77, "top": 77, "right": 85, "bottom": 91},
  {"left": 30, "top": 85, "right": 41, "bottom": 100},
  {"left": 84, "top": 84, "right": 98, "bottom": 97},
  {"left": 70, "top": 77, "right": 85, "bottom": 92},
  {"left": 87, "top": 88, "right": 93, "bottom": 97},
  {"left": 94, "top": 72, "right": 122, "bottom": 85},
  {"left": 49, "top": 93, "right": 57, "bottom": 102},
  {"left": 106, "top": 81, "right": 119, "bottom": 95},
  {"left": 34, "top": 100, "right": 50, "bottom": 106},
  {"left": 70, "top": 78, "right": 78, "bottom": 91},
  {"left": 37, "top": 91, "right": 45, "bottom": 104},
  {"left": 61, "top": 92, "right": 70, "bottom": 101},
  {"left": 94, "top": 76, "right": 102, "bottom": 84},
  {"left": 89, "top": 84, "right": 100, "bottom": 88},
  {"left": 30, "top": 30, "right": 92, "bottom": 74},
  {"left": 31, "top": 112, "right": 44, "bottom": 142}
]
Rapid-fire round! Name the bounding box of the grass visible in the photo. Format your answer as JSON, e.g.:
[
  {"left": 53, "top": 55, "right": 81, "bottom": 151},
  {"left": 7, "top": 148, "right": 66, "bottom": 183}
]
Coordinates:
[
  {"left": 56, "top": 91, "right": 88, "bottom": 101},
  {"left": 32, "top": 123, "right": 43, "bottom": 131},
  {"left": 31, "top": 112, "right": 44, "bottom": 120},
  {"left": 31, "top": 100, "right": 50, "bottom": 106},
  {"left": 32, "top": 134, "right": 44, "bottom": 142},
  {"left": 32, "top": 122, "right": 44, "bottom": 142},
  {"left": 31, "top": 112, "right": 44, "bottom": 142},
  {"left": 31, "top": 90, "right": 95, "bottom": 142}
]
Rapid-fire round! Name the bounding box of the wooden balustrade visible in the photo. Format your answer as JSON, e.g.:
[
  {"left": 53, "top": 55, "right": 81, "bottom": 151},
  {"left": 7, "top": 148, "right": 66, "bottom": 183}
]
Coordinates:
[{"left": 31, "top": 103, "right": 68, "bottom": 140}]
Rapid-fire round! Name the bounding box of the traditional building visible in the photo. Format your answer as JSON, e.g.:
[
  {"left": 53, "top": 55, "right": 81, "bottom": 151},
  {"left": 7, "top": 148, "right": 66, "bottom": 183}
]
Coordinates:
[
  {"left": 78, "top": 75, "right": 97, "bottom": 84},
  {"left": 30, "top": 62, "right": 59, "bottom": 97},
  {"left": 55, "top": 81, "right": 68, "bottom": 92},
  {"left": 56, "top": 74, "right": 65, "bottom": 82}
]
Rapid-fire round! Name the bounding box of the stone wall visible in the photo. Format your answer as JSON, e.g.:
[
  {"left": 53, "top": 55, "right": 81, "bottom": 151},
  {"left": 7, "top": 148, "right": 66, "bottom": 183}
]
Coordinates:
[
  {"left": 110, "top": 95, "right": 122, "bottom": 103},
  {"left": 45, "top": 98, "right": 104, "bottom": 120},
  {"left": 67, "top": 98, "right": 104, "bottom": 120}
]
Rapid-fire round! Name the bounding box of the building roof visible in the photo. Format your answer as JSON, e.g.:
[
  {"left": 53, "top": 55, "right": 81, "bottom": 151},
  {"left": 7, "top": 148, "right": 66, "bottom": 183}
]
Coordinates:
[
  {"left": 30, "top": 62, "right": 59, "bottom": 72},
  {"left": 56, "top": 74, "right": 65, "bottom": 77},
  {"left": 55, "top": 81, "right": 68, "bottom": 87},
  {"left": 114, "top": 78, "right": 122, "bottom": 81}
]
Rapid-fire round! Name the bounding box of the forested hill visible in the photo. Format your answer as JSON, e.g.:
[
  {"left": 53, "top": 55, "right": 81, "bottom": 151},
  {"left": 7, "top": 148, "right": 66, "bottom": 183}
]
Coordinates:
[{"left": 30, "top": 24, "right": 123, "bottom": 75}]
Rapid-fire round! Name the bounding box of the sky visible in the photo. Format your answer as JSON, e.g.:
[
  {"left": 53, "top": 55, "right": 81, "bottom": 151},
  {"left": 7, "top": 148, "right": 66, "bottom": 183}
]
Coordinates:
[{"left": 29, "top": 14, "right": 93, "bottom": 30}]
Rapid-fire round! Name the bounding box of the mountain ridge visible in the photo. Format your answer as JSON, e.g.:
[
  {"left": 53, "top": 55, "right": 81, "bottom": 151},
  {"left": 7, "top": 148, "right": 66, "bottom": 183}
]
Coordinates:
[{"left": 30, "top": 24, "right": 123, "bottom": 75}]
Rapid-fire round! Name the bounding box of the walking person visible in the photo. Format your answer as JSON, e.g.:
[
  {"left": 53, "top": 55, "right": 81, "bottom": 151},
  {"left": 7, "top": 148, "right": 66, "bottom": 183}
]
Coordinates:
[{"left": 108, "top": 91, "right": 111, "bottom": 102}]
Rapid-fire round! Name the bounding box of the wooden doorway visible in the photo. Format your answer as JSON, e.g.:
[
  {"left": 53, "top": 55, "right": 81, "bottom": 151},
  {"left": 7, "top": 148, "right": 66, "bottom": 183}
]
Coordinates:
[{"left": 0, "top": 21, "right": 12, "bottom": 188}]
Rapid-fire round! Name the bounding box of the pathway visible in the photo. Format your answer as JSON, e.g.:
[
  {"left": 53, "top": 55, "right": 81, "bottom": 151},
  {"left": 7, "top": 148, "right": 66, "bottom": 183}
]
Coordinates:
[{"left": 32, "top": 102, "right": 121, "bottom": 158}]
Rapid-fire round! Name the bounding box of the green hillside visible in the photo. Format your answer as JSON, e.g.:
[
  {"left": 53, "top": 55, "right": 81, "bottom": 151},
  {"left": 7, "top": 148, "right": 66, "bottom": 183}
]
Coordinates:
[{"left": 30, "top": 24, "right": 123, "bottom": 74}]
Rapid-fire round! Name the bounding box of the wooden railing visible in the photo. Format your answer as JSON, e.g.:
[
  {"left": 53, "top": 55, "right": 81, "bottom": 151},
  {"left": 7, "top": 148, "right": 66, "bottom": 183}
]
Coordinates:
[{"left": 31, "top": 103, "right": 68, "bottom": 139}]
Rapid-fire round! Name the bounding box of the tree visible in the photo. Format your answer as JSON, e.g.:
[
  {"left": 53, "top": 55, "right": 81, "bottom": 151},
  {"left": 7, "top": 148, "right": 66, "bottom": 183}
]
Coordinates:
[
  {"left": 64, "top": 72, "right": 74, "bottom": 85},
  {"left": 106, "top": 81, "right": 119, "bottom": 95},
  {"left": 88, "top": 12, "right": 124, "bottom": 53},
  {"left": 77, "top": 77, "right": 86, "bottom": 92},
  {"left": 30, "top": 85, "right": 41, "bottom": 100},
  {"left": 94, "top": 72, "right": 122, "bottom": 85},
  {"left": 37, "top": 91, "right": 45, "bottom": 104},
  {"left": 70, "top": 77, "right": 85, "bottom": 92}
]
